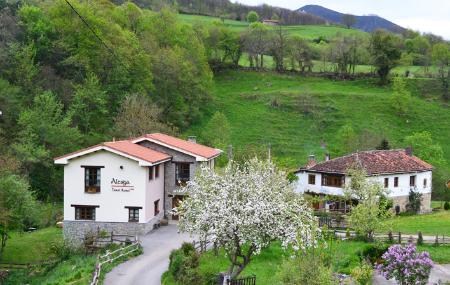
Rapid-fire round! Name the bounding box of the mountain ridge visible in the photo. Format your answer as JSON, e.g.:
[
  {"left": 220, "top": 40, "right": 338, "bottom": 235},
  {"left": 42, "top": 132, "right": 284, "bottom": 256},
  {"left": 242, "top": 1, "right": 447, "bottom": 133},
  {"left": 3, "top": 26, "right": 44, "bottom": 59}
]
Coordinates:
[{"left": 298, "top": 5, "right": 406, "bottom": 33}]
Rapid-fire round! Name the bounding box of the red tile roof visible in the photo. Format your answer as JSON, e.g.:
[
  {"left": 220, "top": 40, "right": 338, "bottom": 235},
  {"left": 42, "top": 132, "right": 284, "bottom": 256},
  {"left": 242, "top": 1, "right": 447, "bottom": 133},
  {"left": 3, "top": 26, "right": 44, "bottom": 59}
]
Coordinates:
[
  {"left": 135, "top": 133, "right": 222, "bottom": 159},
  {"left": 54, "top": 140, "right": 171, "bottom": 165},
  {"left": 298, "top": 149, "right": 433, "bottom": 175},
  {"left": 103, "top": 140, "right": 171, "bottom": 164}
]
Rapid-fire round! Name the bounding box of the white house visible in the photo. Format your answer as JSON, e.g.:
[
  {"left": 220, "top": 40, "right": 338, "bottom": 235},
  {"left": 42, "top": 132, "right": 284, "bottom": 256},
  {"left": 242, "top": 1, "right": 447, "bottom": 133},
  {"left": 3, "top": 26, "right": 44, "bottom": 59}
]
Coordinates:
[
  {"left": 295, "top": 149, "right": 433, "bottom": 213},
  {"left": 54, "top": 133, "right": 222, "bottom": 244}
]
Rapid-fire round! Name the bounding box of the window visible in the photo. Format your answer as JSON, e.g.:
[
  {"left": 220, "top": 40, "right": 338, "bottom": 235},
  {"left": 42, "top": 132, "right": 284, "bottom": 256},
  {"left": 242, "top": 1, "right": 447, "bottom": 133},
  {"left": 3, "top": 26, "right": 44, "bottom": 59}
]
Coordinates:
[
  {"left": 75, "top": 206, "right": 96, "bottom": 220},
  {"left": 175, "top": 163, "right": 190, "bottom": 186},
  {"left": 128, "top": 208, "right": 139, "bottom": 222},
  {"left": 423, "top": 178, "right": 427, "bottom": 188},
  {"left": 394, "top": 177, "right": 399, "bottom": 187},
  {"left": 84, "top": 167, "right": 101, "bottom": 193},
  {"left": 384, "top": 178, "right": 389, "bottom": 188},
  {"left": 321, "top": 174, "right": 344, "bottom": 187},
  {"left": 308, "top": 174, "right": 316, "bottom": 185},
  {"left": 155, "top": 164, "right": 159, "bottom": 178},
  {"left": 410, "top": 175, "right": 416, "bottom": 187},
  {"left": 154, "top": 200, "right": 160, "bottom": 216},
  {"left": 149, "top": 166, "right": 153, "bottom": 180}
]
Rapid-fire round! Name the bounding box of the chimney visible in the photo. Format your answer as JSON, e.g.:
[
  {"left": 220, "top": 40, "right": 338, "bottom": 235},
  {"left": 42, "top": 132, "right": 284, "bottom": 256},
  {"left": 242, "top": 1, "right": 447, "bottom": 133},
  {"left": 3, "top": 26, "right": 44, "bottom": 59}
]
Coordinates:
[
  {"left": 307, "top": 154, "right": 316, "bottom": 168},
  {"left": 405, "top": 146, "right": 413, "bottom": 156},
  {"left": 325, "top": 153, "right": 330, "bottom": 161},
  {"left": 188, "top": 136, "right": 197, "bottom": 143}
]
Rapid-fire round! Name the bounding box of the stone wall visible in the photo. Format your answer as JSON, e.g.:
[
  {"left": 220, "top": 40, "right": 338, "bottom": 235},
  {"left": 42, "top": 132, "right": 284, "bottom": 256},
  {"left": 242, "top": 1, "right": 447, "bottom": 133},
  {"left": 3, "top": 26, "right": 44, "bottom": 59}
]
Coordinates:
[
  {"left": 64, "top": 212, "right": 163, "bottom": 246},
  {"left": 391, "top": 192, "right": 432, "bottom": 213},
  {"left": 137, "top": 141, "right": 200, "bottom": 217}
]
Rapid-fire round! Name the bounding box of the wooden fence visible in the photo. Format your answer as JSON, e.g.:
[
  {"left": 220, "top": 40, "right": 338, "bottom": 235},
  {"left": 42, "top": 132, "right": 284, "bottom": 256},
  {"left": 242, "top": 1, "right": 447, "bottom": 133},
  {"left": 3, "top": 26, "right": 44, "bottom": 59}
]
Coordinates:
[
  {"left": 192, "top": 239, "right": 213, "bottom": 253},
  {"left": 333, "top": 230, "right": 450, "bottom": 245},
  {"left": 90, "top": 241, "right": 141, "bottom": 285},
  {"left": 84, "top": 232, "right": 139, "bottom": 254},
  {"left": 227, "top": 275, "right": 256, "bottom": 285}
]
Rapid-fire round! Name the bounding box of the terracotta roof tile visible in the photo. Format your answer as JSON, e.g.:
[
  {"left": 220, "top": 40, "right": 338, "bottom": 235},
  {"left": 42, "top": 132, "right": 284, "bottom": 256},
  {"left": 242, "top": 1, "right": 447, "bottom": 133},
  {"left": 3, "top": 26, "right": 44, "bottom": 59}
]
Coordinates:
[
  {"left": 103, "top": 140, "right": 171, "bottom": 164},
  {"left": 299, "top": 149, "right": 432, "bottom": 175},
  {"left": 55, "top": 140, "right": 171, "bottom": 164},
  {"left": 138, "top": 133, "right": 222, "bottom": 159}
]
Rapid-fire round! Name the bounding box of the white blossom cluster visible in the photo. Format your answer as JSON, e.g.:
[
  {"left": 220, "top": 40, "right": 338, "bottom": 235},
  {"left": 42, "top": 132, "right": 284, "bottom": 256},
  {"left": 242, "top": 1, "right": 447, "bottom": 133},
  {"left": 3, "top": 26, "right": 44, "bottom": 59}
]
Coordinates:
[{"left": 177, "top": 158, "right": 319, "bottom": 260}]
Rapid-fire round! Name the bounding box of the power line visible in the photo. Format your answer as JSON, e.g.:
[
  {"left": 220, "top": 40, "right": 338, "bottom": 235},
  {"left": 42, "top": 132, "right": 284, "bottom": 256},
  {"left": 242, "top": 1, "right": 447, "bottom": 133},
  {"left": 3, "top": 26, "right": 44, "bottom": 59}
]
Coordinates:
[{"left": 63, "top": 0, "right": 128, "bottom": 70}]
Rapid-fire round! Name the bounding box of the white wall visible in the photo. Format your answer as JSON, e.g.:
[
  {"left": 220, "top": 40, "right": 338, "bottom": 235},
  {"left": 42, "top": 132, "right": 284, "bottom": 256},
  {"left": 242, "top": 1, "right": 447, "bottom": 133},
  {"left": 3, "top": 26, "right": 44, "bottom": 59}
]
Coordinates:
[
  {"left": 295, "top": 171, "right": 432, "bottom": 198},
  {"left": 63, "top": 150, "right": 164, "bottom": 223}
]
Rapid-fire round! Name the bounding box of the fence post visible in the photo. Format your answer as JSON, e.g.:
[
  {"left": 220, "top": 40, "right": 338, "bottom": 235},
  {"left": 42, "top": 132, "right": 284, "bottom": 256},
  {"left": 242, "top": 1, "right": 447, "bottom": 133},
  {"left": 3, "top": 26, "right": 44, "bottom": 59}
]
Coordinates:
[
  {"left": 111, "top": 231, "right": 113, "bottom": 243},
  {"left": 398, "top": 232, "right": 401, "bottom": 244}
]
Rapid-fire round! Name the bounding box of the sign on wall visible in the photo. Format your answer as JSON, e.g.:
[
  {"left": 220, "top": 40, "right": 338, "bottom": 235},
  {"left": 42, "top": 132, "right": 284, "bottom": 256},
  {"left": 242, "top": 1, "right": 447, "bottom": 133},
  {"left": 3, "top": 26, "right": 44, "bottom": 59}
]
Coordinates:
[{"left": 111, "top": 178, "right": 134, "bottom": 192}]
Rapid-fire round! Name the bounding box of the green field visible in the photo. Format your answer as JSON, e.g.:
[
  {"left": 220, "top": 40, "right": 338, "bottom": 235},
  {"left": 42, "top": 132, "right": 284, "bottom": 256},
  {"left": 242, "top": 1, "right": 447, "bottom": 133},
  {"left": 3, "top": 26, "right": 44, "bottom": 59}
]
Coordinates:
[
  {"left": 178, "top": 14, "right": 366, "bottom": 40},
  {"left": 389, "top": 210, "right": 450, "bottom": 236},
  {"left": 188, "top": 70, "right": 450, "bottom": 171},
  {"left": 1, "top": 227, "right": 62, "bottom": 263}
]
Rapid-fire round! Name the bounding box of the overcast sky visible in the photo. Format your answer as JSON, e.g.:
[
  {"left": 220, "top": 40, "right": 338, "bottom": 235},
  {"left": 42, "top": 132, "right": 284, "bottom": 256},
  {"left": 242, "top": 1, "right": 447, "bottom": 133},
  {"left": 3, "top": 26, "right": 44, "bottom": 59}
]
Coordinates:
[{"left": 233, "top": 0, "right": 450, "bottom": 39}]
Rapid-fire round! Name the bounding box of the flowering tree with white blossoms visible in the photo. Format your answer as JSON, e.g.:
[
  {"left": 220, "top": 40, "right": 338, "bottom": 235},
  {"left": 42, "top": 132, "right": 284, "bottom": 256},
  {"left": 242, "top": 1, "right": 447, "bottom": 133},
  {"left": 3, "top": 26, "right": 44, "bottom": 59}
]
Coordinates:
[{"left": 177, "top": 158, "right": 319, "bottom": 279}]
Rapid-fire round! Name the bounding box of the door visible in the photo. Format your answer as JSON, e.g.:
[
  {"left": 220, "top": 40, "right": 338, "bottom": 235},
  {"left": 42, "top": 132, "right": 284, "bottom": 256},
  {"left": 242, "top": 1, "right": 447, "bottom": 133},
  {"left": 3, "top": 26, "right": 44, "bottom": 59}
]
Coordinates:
[{"left": 172, "top": 195, "right": 184, "bottom": 220}]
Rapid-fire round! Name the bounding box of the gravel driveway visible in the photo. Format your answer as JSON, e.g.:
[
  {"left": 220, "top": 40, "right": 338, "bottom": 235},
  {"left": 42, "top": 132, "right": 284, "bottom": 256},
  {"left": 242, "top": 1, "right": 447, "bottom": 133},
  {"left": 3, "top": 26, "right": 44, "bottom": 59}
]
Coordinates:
[{"left": 104, "top": 224, "right": 194, "bottom": 285}]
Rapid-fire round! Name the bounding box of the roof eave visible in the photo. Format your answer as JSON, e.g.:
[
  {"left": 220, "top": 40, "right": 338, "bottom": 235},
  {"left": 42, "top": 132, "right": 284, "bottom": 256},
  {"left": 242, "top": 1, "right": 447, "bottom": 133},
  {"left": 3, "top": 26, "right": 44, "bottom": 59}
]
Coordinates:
[{"left": 133, "top": 137, "right": 222, "bottom": 162}]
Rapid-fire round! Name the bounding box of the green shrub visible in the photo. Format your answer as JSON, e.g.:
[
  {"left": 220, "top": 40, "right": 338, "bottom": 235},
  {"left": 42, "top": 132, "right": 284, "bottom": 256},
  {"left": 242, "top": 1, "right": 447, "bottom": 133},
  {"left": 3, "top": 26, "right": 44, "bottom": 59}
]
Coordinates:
[
  {"left": 167, "top": 242, "right": 202, "bottom": 285},
  {"left": 444, "top": 201, "right": 450, "bottom": 211},
  {"left": 351, "top": 260, "right": 373, "bottom": 285},
  {"left": 48, "top": 240, "right": 79, "bottom": 261},
  {"left": 276, "top": 252, "right": 337, "bottom": 285},
  {"left": 358, "top": 243, "right": 389, "bottom": 264}
]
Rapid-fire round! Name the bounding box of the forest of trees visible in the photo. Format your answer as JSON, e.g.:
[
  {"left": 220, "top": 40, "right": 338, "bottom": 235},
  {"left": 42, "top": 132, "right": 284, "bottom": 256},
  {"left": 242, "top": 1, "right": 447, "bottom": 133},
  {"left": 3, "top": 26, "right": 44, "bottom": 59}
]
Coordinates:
[{"left": 0, "top": 0, "right": 449, "bottom": 235}]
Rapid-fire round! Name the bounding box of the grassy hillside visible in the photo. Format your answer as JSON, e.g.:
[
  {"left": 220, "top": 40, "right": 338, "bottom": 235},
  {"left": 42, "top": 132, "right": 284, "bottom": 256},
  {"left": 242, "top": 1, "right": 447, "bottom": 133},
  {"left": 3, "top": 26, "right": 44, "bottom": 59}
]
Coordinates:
[
  {"left": 187, "top": 70, "right": 450, "bottom": 171},
  {"left": 178, "top": 14, "right": 366, "bottom": 40}
]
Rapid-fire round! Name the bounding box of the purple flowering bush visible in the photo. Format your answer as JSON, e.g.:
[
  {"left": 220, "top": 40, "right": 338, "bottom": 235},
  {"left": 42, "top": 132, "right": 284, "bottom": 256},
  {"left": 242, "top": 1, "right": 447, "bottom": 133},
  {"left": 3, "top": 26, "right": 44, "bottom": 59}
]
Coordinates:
[{"left": 377, "top": 244, "right": 433, "bottom": 285}]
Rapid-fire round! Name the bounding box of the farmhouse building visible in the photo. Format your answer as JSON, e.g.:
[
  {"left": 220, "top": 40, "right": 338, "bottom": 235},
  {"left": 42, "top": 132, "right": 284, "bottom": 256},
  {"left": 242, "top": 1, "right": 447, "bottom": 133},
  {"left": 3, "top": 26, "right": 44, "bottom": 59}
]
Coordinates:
[
  {"left": 295, "top": 149, "right": 433, "bottom": 213},
  {"left": 54, "top": 133, "right": 222, "bottom": 244}
]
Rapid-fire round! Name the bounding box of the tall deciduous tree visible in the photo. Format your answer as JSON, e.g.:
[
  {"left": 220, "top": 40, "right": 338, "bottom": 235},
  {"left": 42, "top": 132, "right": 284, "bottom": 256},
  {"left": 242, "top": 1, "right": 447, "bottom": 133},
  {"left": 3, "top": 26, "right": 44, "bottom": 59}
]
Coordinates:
[
  {"left": 114, "top": 93, "right": 175, "bottom": 139},
  {"left": 13, "top": 91, "right": 81, "bottom": 200},
  {"left": 345, "top": 167, "right": 392, "bottom": 240},
  {"left": 242, "top": 22, "right": 269, "bottom": 69},
  {"left": 270, "top": 26, "right": 288, "bottom": 72},
  {"left": 390, "top": 77, "right": 412, "bottom": 116},
  {"left": 370, "top": 30, "right": 401, "bottom": 84},
  {"left": 404, "top": 131, "right": 445, "bottom": 166},
  {"left": 287, "top": 35, "right": 314, "bottom": 72},
  {"left": 68, "top": 74, "right": 109, "bottom": 138},
  {"left": 431, "top": 43, "right": 450, "bottom": 100},
  {"left": 201, "top": 111, "right": 230, "bottom": 147},
  {"left": 178, "top": 158, "right": 318, "bottom": 279},
  {"left": 0, "top": 174, "right": 37, "bottom": 259},
  {"left": 341, "top": 14, "right": 356, "bottom": 29},
  {"left": 246, "top": 11, "right": 259, "bottom": 23}
]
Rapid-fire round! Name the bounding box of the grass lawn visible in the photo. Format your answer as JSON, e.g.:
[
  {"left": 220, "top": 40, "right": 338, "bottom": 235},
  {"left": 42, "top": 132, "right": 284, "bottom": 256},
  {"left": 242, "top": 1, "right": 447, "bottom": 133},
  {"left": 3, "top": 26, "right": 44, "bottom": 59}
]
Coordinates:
[
  {"left": 163, "top": 240, "right": 450, "bottom": 285},
  {"left": 388, "top": 210, "right": 450, "bottom": 236},
  {"left": 1, "top": 227, "right": 62, "bottom": 263},
  {"left": 187, "top": 70, "right": 450, "bottom": 172}
]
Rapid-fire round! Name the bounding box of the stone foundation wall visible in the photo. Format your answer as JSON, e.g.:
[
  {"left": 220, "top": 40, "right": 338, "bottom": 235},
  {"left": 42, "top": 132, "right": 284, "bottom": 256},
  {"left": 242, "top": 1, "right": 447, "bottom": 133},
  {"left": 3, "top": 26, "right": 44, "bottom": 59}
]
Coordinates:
[
  {"left": 64, "top": 212, "right": 163, "bottom": 246},
  {"left": 391, "top": 192, "right": 431, "bottom": 213}
]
